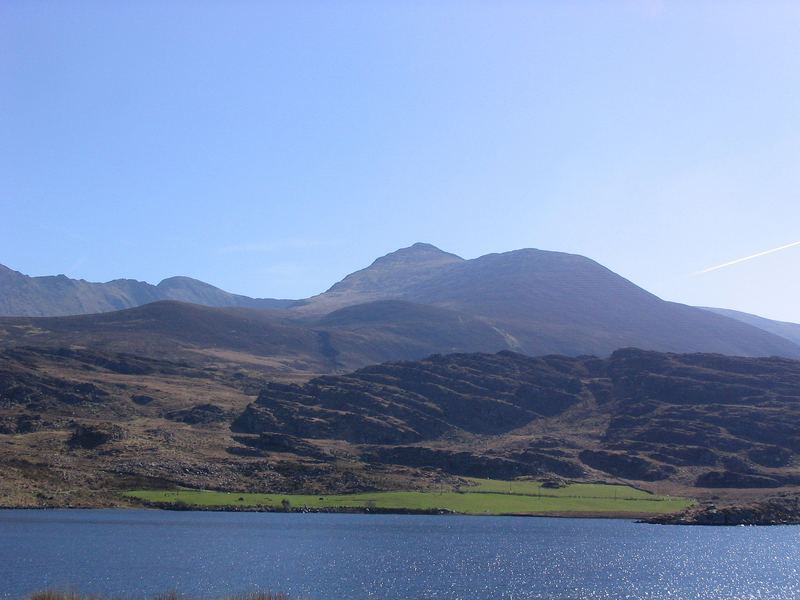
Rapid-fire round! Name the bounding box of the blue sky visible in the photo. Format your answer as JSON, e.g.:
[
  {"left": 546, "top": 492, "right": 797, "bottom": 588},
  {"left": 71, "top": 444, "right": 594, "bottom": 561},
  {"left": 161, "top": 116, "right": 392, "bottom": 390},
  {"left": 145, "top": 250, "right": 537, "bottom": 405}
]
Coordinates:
[{"left": 2, "top": 1, "right": 799, "bottom": 320}]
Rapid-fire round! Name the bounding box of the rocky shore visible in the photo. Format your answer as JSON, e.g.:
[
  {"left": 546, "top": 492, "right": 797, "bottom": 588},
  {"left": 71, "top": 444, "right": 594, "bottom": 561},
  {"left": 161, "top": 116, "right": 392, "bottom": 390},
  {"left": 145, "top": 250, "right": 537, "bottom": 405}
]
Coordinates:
[{"left": 645, "top": 495, "right": 800, "bottom": 526}]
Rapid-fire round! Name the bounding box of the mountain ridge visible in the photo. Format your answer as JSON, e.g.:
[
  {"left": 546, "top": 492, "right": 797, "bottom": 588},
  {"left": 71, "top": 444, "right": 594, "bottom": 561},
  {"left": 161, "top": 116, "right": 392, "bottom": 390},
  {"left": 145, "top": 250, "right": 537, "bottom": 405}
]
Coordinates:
[
  {"left": 0, "top": 263, "right": 294, "bottom": 316},
  {"left": 2, "top": 244, "right": 800, "bottom": 360}
]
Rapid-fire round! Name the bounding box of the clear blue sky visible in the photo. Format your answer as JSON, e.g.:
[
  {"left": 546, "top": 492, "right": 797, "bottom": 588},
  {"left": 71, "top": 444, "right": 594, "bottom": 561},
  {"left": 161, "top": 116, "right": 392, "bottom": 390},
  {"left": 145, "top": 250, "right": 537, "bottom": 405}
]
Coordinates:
[{"left": 2, "top": 1, "right": 799, "bottom": 321}]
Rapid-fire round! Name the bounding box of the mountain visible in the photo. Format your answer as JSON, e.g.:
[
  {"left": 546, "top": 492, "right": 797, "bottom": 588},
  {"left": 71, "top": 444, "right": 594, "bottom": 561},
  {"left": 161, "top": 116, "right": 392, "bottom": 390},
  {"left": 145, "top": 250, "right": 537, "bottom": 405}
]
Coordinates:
[
  {"left": 0, "top": 263, "right": 292, "bottom": 317},
  {"left": 702, "top": 307, "right": 800, "bottom": 347},
  {"left": 3, "top": 243, "right": 800, "bottom": 360},
  {"left": 295, "top": 244, "right": 800, "bottom": 359}
]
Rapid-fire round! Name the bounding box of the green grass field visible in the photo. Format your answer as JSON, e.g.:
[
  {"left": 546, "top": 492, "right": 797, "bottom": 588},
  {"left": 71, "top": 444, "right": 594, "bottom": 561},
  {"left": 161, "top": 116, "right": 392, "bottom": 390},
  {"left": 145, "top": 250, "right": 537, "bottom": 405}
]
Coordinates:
[{"left": 125, "top": 479, "right": 692, "bottom": 516}]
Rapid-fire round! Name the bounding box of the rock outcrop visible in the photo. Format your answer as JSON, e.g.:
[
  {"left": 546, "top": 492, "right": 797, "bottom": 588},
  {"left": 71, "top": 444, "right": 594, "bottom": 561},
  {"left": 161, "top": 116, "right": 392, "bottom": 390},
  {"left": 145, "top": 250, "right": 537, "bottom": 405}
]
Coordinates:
[{"left": 647, "top": 496, "right": 800, "bottom": 525}]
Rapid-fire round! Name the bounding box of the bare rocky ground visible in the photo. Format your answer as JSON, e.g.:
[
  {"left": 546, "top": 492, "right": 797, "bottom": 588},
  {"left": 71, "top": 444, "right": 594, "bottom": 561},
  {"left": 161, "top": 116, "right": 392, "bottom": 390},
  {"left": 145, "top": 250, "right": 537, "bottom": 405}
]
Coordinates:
[{"left": 646, "top": 494, "right": 800, "bottom": 525}]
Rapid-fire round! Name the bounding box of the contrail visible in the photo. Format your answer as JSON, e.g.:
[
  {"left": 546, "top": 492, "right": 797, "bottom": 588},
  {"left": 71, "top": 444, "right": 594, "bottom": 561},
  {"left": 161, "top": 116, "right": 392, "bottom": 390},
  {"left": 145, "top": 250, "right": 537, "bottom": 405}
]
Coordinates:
[{"left": 696, "top": 240, "right": 800, "bottom": 275}]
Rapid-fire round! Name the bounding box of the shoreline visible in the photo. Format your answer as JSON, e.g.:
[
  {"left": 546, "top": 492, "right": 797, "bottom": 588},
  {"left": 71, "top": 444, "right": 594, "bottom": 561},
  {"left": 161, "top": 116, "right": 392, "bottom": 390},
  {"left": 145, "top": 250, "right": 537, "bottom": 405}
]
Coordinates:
[
  {"left": 7, "top": 501, "right": 798, "bottom": 526},
  {"left": 0, "top": 502, "right": 668, "bottom": 521}
]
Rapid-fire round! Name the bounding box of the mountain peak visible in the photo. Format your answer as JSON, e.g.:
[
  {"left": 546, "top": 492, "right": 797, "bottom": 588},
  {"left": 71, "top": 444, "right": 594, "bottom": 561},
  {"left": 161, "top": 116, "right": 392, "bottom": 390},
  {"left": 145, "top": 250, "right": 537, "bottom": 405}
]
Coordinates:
[
  {"left": 306, "top": 244, "right": 462, "bottom": 307},
  {"left": 408, "top": 242, "right": 452, "bottom": 253},
  {"left": 370, "top": 243, "right": 463, "bottom": 266},
  {"left": 157, "top": 276, "right": 215, "bottom": 289}
]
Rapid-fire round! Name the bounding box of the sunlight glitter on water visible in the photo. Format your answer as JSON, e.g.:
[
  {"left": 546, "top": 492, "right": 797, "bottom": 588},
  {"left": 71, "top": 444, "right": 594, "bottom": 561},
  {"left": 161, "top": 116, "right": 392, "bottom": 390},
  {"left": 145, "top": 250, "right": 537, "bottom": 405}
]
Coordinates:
[{"left": 2, "top": 511, "right": 800, "bottom": 599}]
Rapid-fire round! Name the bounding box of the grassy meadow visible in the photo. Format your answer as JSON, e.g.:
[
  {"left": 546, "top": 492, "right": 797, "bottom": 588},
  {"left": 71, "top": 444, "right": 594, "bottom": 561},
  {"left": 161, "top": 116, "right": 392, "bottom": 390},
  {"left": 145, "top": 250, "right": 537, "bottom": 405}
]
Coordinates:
[{"left": 125, "top": 478, "right": 692, "bottom": 516}]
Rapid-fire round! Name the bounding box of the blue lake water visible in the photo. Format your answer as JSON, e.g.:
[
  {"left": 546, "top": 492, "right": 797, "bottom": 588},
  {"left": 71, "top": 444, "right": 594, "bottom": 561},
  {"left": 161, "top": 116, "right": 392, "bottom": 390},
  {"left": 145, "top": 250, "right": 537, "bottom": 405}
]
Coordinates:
[{"left": 1, "top": 509, "right": 799, "bottom": 599}]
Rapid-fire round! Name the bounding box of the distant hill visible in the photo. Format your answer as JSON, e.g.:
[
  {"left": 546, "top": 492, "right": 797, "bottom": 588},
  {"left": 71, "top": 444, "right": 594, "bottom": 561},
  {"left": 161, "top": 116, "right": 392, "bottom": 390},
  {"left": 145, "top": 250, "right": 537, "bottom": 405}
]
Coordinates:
[
  {"left": 701, "top": 307, "right": 800, "bottom": 347},
  {"left": 2, "top": 243, "right": 800, "bottom": 359},
  {"left": 0, "top": 263, "right": 293, "bottom": 317}
]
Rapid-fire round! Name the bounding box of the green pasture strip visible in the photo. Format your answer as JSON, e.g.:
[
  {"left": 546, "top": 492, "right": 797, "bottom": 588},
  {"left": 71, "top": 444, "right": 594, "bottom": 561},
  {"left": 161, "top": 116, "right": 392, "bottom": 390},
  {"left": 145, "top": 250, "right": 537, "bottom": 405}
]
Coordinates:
[
  {"left": 125, "top": 481, "right": 691, "bottom": 516},
  {"left": 462, "top": 478, "right": 659, "bottom": 500}
]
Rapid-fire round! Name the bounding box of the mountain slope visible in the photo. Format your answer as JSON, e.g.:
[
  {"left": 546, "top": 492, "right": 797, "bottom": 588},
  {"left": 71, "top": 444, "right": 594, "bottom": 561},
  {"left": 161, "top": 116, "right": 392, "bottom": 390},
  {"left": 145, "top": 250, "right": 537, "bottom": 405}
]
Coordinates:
[
  {"left": 293, "top": 242, "right": 464, "bottom": 314},
  {"left": 296, "top": 245, "right": 800, "bottom": 358},
  {"left": 0, "top": 264, "right": 292, "bottom": 317},
  {"left": 702, "top": 307, "right": 800, "bottom": 347}
]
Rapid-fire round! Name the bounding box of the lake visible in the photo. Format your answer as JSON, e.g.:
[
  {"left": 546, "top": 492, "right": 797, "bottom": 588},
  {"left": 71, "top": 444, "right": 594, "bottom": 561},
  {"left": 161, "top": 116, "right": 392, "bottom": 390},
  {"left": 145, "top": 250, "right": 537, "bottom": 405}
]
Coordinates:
[{"left": 1, "top": 510, "right": 799, "bottom": 599}]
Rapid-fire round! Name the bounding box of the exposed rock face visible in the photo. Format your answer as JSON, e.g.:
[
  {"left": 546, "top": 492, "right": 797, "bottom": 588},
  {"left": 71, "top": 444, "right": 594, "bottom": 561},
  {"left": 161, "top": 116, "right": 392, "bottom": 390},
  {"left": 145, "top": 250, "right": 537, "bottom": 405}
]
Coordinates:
[
  {"left": 131, "top": 394, "right": 155, "bottom": 406},
  {"left": 647, "top": 496, "right": 800, "bottom": 525},
  {"left": 232, "top": 433, "right": 333, "bottom": 461},
  {"left": 361, "top": 446, "right": 585, "bottom": 480},
  {"left": 579, "top": 450, "right": 675, "bottom": 481},
  {"left": 0, "top": 413, "right": 56, "bottom": 434},
  {"left": 233, "top": 351, "right": 585, "bottom": 444},
  {"left": 235, "top": 348, "right": 800, "bottom": 485},
  {"left": 0, "top": 350, "right": 112, "bottom": 408},
  {"left": 69, "top": 423, "right": 126, "bottom": 449},
  {"left": 694, "top": 471, "right": 784, "bottom": 488},
  {"left": 166, "top": 403, "right": 227, "bottom": 425}
]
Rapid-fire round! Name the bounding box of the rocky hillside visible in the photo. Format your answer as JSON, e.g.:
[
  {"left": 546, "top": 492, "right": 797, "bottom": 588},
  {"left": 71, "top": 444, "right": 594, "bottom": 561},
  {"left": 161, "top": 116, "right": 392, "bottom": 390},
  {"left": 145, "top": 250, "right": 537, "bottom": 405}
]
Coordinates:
[
  {"left": 647, "top": 495, "right": 800, "bottom": 525},
  {"left": 3, "top": 345, "right": 800, "bottom": 506},
  {"left": 235, "top": 349, "right": 800, "bottom": 489}
]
